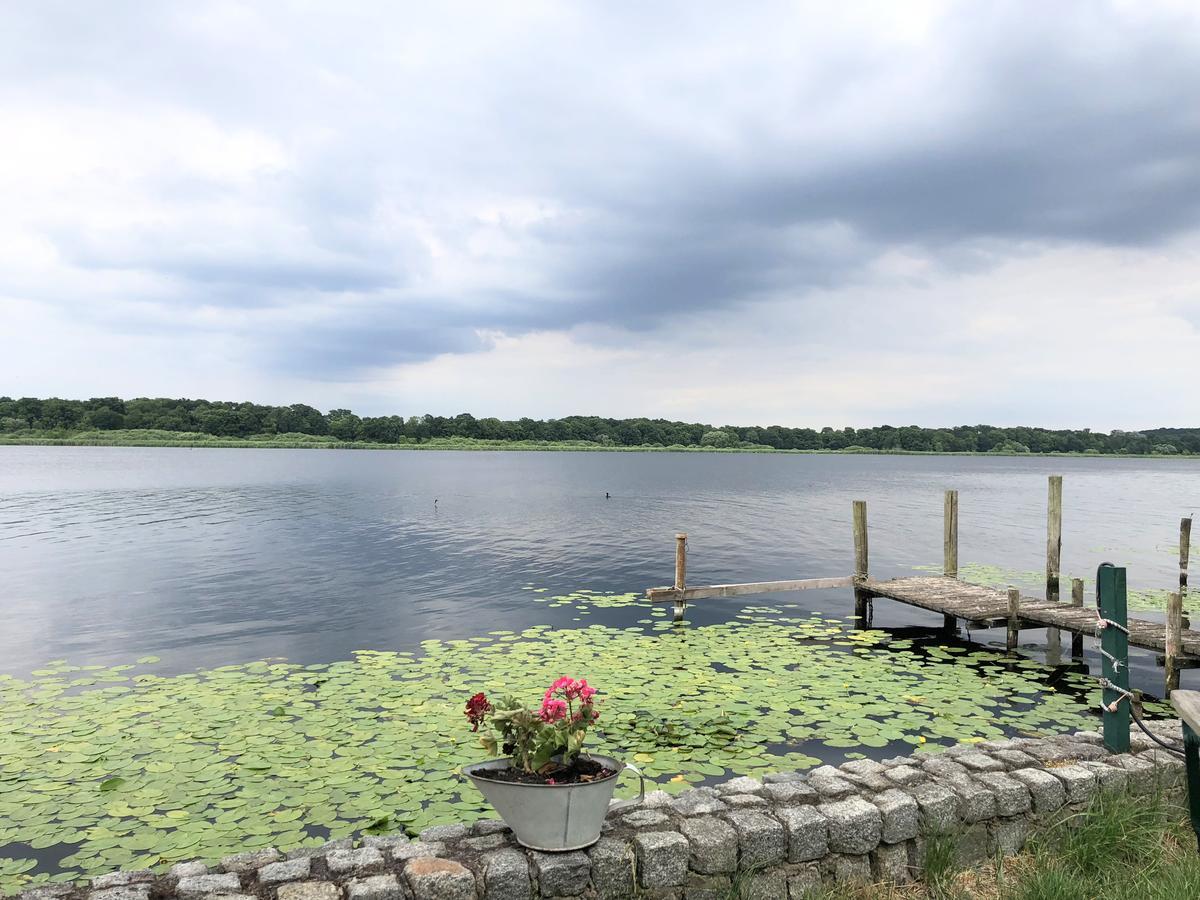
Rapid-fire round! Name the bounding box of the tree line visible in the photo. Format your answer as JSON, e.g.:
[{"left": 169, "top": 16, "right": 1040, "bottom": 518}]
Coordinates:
[{"left": 0, "top": 395, "right": 1194, "bottom": 455}]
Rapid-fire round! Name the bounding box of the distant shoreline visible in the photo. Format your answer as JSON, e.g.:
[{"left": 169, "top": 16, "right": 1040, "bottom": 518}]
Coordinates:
[{"left": 0, "top": 432, "right": 1193, "bottom": 459}]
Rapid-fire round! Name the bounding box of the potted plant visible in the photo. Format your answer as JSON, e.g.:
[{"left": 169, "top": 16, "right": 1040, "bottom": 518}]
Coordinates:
[{"left": 461, "top": 677, "right": 643, "bottom": 851}]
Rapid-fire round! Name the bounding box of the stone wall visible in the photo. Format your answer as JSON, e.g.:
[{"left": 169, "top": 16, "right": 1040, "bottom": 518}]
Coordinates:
[{"left": 9, "top": 723, "right": 1189, "bottom": 900}]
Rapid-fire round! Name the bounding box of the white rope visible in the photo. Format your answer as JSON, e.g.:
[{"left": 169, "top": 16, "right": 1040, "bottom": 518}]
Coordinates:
[
  {"left": 1094, "top": 609, "right": 1130, "bottom": 636},
  {"left": 1097, "top": 677, "right": 1136, "bottom": 713}
]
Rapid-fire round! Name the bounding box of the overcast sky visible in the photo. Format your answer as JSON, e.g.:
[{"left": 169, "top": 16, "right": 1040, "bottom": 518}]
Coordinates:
[{"left": 2, "top": 1, "right": 1199, "bottom": 428}]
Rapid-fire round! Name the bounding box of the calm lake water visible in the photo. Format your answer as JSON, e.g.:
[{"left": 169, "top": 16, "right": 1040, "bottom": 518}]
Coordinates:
[{"left": 0, "top": 446, "right": 1196, "bottom": 690}]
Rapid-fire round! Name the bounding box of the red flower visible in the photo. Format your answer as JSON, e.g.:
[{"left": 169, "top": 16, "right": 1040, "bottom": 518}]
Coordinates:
[{"left": 465, "top": 692, "right": 492, "bottom": 731}]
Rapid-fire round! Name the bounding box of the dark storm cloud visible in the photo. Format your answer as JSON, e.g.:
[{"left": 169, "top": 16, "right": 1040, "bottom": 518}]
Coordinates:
[{"left": 5, "top": 2, "right": 1200, "bottom": 378}]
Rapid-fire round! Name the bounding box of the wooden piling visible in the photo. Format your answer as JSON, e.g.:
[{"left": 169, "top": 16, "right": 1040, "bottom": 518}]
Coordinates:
[
  {"left": 1181, "top": 517, "right": 1192, "bottom": 630},
  {"left": 943, "top": 490, "right": 958, "bottom": 578},
  {"left": 852, "top": 500, "right": 869, "bottom": 622},
  {"left": 1167, "top": 590, "right": 1183, "bottom": 695},
  {"left": 1070, "top": 577, "right": 1084, "bottom": 658},
  {"left": 941, "top": 490, "right": 958, "bottom": 632},
  {"left": 1006, "top": 587, "right": 1020, "bottom": 652},
  {"left": 673, "top": 533, "right": 687, "bottom": 622},
  {"left": 1046, "top": 475, "right": 1062, "bottom": 602}
]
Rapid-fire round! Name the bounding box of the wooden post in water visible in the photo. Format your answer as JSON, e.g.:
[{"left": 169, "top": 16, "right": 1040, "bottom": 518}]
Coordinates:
[
  {"left": 1167, "top": 591, "right": 1183, "bottom": 696},
  {"left": 1070, "top": 577, "right": 1085, "bottom": 658},
  {"left": 1181, "top": 517, "right": 1192, "bottom": 630},
  {"left": 1046, "top": 475, "right": 1062, "bottom": 601},
  {"left": 942, "top": 490, "right": 958, "bottom": 633},
  {"left": 943, "top": 490, "right": 958, "bottom": 578},
  {"left": 852, "top": 500, "right": 869, "bottom": 623},
  {"left": 1007, "top": 587, "right": 1020, "bottom": 652},
  {"left": 1045, "top": 475, "right": 1063, "bottom": 662},
  {"left": 673, "top": 533, "right": 687, "bottom": 622}
]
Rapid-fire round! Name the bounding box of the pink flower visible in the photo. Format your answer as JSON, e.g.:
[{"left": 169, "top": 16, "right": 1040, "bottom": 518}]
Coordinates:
[{"left": 539, "top": 698, "right": 568, "bottom": 722}]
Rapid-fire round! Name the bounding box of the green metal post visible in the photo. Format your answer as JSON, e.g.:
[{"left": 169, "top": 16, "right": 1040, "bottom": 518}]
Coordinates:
[
  {"left": 1185, "top": 723, "right": 1200, "bottom": 853},
  {"left": 1099, "top": 564, "right": 1130, "bottom": 753}
]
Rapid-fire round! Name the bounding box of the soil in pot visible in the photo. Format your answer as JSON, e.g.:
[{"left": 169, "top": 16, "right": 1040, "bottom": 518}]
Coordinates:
[{"left": 472, "top": 756, "right": 616, "bottom": 785}]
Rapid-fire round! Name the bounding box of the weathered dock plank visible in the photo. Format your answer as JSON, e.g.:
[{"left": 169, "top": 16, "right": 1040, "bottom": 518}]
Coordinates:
[{"left": 861, "top": 574, "right": 1200, "bottom": 662}]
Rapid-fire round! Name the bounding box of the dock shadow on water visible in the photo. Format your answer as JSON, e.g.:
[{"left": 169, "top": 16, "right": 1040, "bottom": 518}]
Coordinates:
[{"left": 0, "top": 589, "right": 1167, "bottom": 893}]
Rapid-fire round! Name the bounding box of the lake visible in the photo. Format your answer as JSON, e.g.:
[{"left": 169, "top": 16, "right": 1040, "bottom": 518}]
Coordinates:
[
  {"left": 0, "top": 446, "right": 1194, "bottom": 679},
  {"left": 1, "top": 446, "right": 1198, "bottom": 885}
]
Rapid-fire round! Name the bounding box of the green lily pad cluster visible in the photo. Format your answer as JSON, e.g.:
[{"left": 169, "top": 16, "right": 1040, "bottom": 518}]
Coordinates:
[{"left": 0, "top": 602, "right": 1124, "bottom": 893}]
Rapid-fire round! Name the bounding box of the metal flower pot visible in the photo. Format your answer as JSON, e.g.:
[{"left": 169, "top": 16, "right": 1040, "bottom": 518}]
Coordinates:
[{"left": 462, "top": 754, "right": 644, "bottom": 851}]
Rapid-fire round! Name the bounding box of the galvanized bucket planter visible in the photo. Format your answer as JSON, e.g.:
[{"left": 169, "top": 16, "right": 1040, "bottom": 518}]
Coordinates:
[{"left": 462, "top": 754, "right": 644, "bottom": 851}]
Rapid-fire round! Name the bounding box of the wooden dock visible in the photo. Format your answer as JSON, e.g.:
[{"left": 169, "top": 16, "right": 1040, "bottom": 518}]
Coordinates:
[
  {"left": 647, "top": 476, "right": 1199, "bottom": 695},
  {"left": 860, "top": 574, "right": 1200, "bottom": 664}
]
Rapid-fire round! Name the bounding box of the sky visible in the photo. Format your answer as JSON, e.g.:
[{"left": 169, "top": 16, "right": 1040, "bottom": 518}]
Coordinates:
[{"left": 2, "top": 1, "right": 1199, "bottom": 429}]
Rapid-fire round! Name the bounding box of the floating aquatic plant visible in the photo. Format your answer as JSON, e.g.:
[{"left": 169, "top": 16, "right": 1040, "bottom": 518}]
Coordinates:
[{"left": 0, "top": 594, "right": 1130, "bottom": 892}]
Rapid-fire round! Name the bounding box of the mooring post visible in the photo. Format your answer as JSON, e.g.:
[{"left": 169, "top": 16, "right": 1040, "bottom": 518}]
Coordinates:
[
  {"left": 943, "top": 490, "right": 958, "bottom": 578},
  {"left": 1181, "top": 517, "right": 1192, "bottom": 630},
  {"left": 1098, "top": 564, "right": 1130, "bottom": 753},
  {"left": 942, "top": 490, "right": 958, "bottom": 633},
  {"left": 1167, "top": 591, "right": 1183, "bottom": 696},
  {"left": 673, "top": 533, "right": 687, "bottom": 622},
  {"left": 1046, "top": 475, "right": 1062, "bottom": 602},
  {"left": 1006, "top": 587, "right": 1020, "bottom": 651},
  {"left": 1070, "top": 577, "right": 1085, "bottom": 658},
  {"left": 852, "top": 500, "right": 869, "bottom": 623}
]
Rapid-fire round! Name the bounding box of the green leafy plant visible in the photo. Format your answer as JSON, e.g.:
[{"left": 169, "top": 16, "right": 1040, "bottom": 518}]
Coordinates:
[{"left": 467, "top": 678, "right": 600, "bottom": 774}]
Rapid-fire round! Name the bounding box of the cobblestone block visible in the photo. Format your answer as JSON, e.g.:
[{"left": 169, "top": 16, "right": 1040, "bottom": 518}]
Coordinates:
[
  {"left": 776, "top": 805, "right": 828, "bottom": 862},
  {"left": 956, "top": 823, "right": 989, "bottom": 866},
  {"left": 588, "top": 837, "right": 634, "bottom": 899},
  {"left": 763, "top": 781, "right": 817, "bottom": 805},
  {"left": 682, "top": 873, "right": 730, "bottom": 900},
  {"left": 1010, "top": 769, "right": 1065, "bottom": 814},
  {"left": 480, "top": 849, "right": 528, "bottom": 900},
  {"left": 418, "top": 825, "right": 468, "bottom": 844},
  {"left": 531, "top": 851, "right": 590, "bottom": 897},
  {"left": 716, "top": 776, "right": 764, "bottom": 796},
  {"left": 885, "top": 765, "right": 926, "bottom": 786},
  {"left": 1051, "top": 765, "right": 1097, "bottom": 805},
  {"left": 833, "top": 854, "right": 872, "bottom": 885},
  {"left": 817, "top": 797, "right": 881, "bottom": 855},
  {"left": 990, "top": 816, "right": 1030, "bottom": 857},
  {"left": 177, "top": 875, "right": 241, "bottom": 898},
  {"left": 871, "top": 841, "right": 911, "bottom": 883},
  {"left": 169, "top": 863, "right": 210, "bottom": 881},
  {"left": 620, "top": 809, "right": 672, "bottom": 829},
  {"left": 403, "top": 859, "right": 475, "bottom": 900},
  {"left": 326, "top": 849, "right": 385, "bottom": 879},
  {"left": 92, "top": 874, "right": 153, "bottom": 891},
  {"left": 942, "top": 773, "right": 995, "bottom": 823},
  {"left": 1079, "top": 760, "right": 1128, "bottom": 793},
  {"left": 258, "top": 859, "right": 311, "bottom": 886},
  {"left": 277, "top": 883, "right": 341, "bottom": 900},
  {"left": 345, "top": 875, "right": 407, "bottom": 900},
  {"left": 722, "top": 810, "right": 786, "bottom": 868},
  {"left": 723, "top": 794, "right": 768, "bottom": 809},
  {"left": 957, "top": 752, "right": 1005, "bottom": 773},
  {"left": 633, "top": 832, "right": 689, "bottom": 889},
  {"left": 908, "top": 783, "right": 960, "bottom": 831},
  {"left": 670, "top": 789, "right": 728, "bottom": 817},
  {"left": 222, "top": 850, "right": 281, "bottom": 875},
  {"left": 678, "top": 817, "right": 737, "bottom": 874},
  {"left": 873, "top": 789, "right": 919, "bottom": 843},
  {"left": 973, "top": 772, "right": 1031, "bottom": 816}
]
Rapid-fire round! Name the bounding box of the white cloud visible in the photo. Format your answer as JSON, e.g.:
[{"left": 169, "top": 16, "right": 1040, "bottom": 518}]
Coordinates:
[{"left": 2, "top": 1, "right": 1200, "bottom": 428}]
